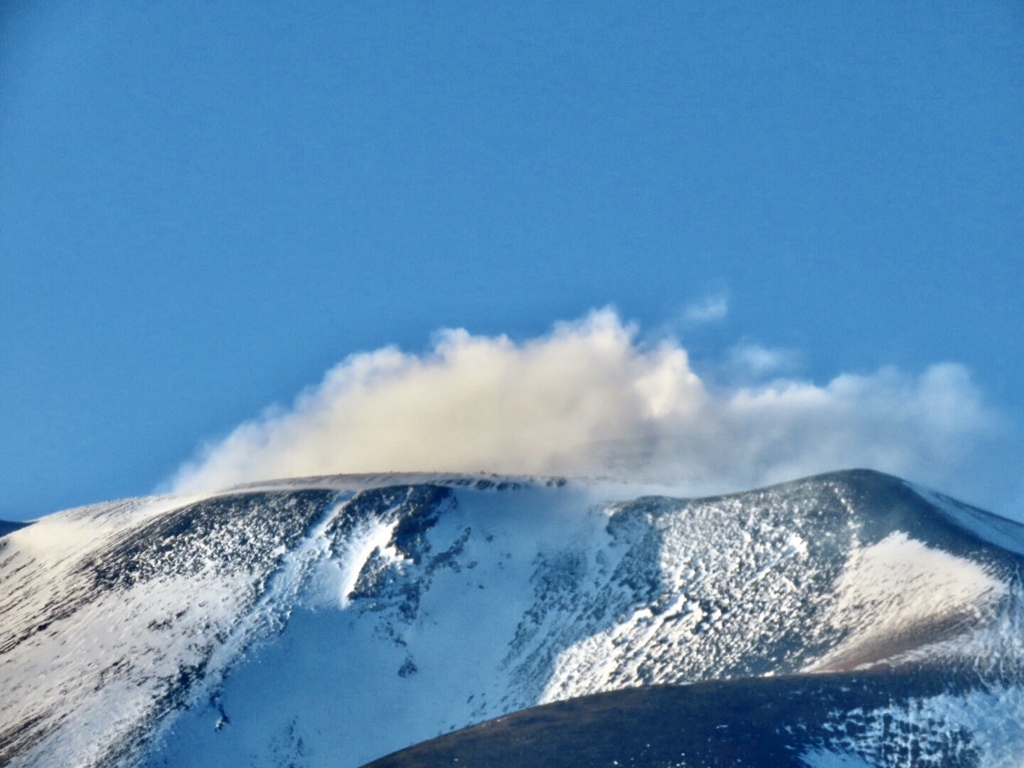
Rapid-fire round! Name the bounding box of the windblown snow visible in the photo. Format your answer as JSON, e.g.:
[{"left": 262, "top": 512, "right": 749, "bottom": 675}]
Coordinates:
[{"left": 1, "top": 470, "right": 1023, "bottom": 767}]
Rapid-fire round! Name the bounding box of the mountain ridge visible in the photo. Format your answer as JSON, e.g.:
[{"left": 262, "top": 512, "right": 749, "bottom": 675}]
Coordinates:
[{"left": 1, "top": 469, "right": 1022, "bottom": 766}]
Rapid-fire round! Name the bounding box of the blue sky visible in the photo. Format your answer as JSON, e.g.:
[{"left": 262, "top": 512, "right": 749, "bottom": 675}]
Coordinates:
[{"left": 2, "top": 1, "right": 1023, "bottom": 520}]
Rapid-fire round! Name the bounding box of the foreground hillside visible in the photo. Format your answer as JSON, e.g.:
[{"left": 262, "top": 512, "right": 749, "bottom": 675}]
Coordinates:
[
  {"left": 368, "top": 671, "right": 1024, "bottom": 768},
  {"left": 1, "top": 470, "right": 1022, "bottom": 766}
]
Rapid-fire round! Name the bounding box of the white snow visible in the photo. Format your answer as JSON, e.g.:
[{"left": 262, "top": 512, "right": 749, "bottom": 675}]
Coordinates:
[
  {"left": 145, "top": 482, "right": 609, "bottom": 767},
  {"left": 807, "top": 531, "right": 1006, "bottom": 672},
  {"left": 540, "top": 490, "right": 828, "bottom": 702},
  {"left": 3, "top": 472, "right": 1024, "bottom": 767},
  {"left": 336, "top": 517, "right": 402, "bottom": 609},
  {"left": 806, "top": 685, "right": 1024, "bottom": 767},
  {"left": 0, "top": 494, "right": 253, "bottom": 766}
]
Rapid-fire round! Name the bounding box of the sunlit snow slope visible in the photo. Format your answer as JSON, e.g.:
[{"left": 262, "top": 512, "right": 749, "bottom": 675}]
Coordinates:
[{"left": 1, "top": 470, "right": 1023, "bottom": 767}]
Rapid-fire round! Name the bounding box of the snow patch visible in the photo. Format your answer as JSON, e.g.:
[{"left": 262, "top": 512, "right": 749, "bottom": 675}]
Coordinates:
[
  {"left": 808, "top": 532, "right": 1006, "bottom": 671},
  {"left": 809, "top": 684, "right": 1024, "bottom": 767},
  {"left": 336, "top": 517, "right": 403, "bottom": 609}
]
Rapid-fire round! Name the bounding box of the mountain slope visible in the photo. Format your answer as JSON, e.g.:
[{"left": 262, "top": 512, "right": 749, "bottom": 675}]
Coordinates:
[
  {"left": 0, "top": 519, "right": 28, "bottom": 538},
  {"left": 367, "top": 671, "right": 1024, "bottom": 768},
  {"left": 1, "top": 470, "right": 1022, "bottom": 766}
]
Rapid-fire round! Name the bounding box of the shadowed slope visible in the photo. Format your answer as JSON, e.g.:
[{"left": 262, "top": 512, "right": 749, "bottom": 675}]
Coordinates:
[
  {"left": 365, "top": 669, "right": 1021, "bottom": 768},
  {"left": 0, "top": 519, "right": 28, "bottom": 538}
]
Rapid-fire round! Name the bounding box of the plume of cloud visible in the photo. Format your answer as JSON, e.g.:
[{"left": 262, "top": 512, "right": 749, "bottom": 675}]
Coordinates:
[
  {"left": 726, "top": 343, "right": 801, "bottom": 378},
  {"left": 169, "top": 309, "right": 1003, "bottom": 506},
  {"left": 683, "top": 293, "right": 729, "bottom": 324}
]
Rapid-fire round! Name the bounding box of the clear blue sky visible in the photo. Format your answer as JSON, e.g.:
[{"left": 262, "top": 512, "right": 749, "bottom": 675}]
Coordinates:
[{"left": 2, "top": 1, "right": 1023, "bottom": 520}]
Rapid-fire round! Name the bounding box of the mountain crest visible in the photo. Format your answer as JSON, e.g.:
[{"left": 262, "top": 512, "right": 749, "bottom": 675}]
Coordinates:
[{"left": 2, "top": 470, "right": 1023, "bottom": 766}]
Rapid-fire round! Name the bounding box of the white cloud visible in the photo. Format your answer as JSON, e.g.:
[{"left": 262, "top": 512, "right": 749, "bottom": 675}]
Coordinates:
[
  {"left": 169, "top": 309, "right": 1003, "bottom": 507},
  {"left": 727, "top": 343, "right": 801, "bottom": 378},
  {"left": 683, "top": 293, "right": 729, "bottom": 324}
]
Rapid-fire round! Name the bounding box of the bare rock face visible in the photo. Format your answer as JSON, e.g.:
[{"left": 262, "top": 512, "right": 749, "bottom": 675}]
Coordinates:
[{"left": 2, "top": 470, "right": 1023, "bottom": 767}]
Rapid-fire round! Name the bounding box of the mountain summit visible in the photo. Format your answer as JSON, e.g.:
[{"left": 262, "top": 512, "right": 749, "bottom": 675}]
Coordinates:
[{"left": 1, "top": 470, "right": 1022, "bottom": 766}]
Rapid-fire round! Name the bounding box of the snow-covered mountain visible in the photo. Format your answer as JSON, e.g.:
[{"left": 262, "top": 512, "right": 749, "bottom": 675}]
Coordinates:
[{"left": 1, "top": 470, "right": 1023, "bottom": 767}]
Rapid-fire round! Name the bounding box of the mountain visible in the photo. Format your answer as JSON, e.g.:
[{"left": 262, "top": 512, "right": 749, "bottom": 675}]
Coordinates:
[
  {"left": 1, "top": 470, "right": 1022, "bottom": 767},
  {"left": 366, "top": 672, "right": 1024, "bottom": 768},
  {"left": 0, "top": 519, "right": 27, "bottom": 538}
]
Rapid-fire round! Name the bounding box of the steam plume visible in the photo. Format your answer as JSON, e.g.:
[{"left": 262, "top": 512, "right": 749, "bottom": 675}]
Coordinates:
[{"left": 170, "top": 309, "right": 1001, "bottom": 502}]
